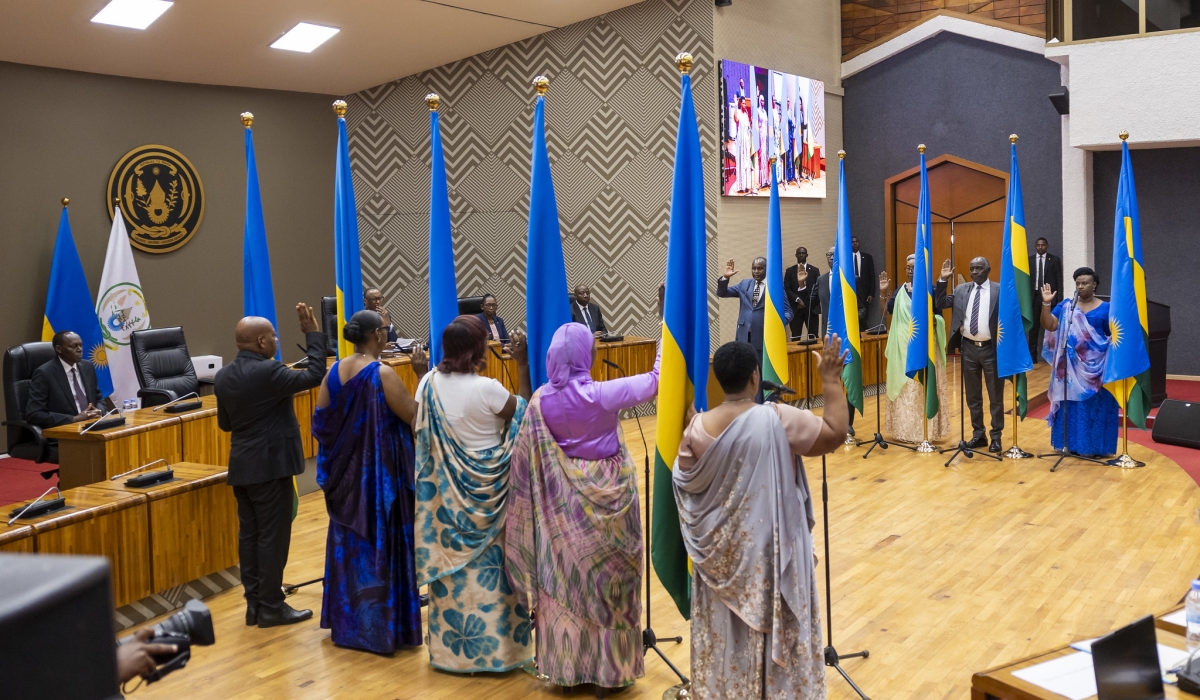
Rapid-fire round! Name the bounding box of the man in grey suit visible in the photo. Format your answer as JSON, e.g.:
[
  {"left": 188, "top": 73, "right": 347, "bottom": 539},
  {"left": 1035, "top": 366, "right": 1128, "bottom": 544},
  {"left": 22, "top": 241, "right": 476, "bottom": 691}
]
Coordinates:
[
  {"left": 817, "top": 246, "right": 857, "bottom": 436},
  {"left": 716, "top": 256, "right": 793, "bottom": 355},
  {"left": 935, "top": 256, "right": 1004, "bottom": 453}
]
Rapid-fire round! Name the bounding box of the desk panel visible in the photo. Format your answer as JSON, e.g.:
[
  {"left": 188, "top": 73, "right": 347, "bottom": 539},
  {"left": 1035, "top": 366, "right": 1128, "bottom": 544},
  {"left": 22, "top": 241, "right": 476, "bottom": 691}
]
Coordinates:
[
  {"left": 294, "top": 391, "right": 315, "bottom": 459},
  {"left": 180, "top": 412, "right": 230, "bottom": 466},
  {"left": 0, "top": 523, "right": 34, "bottom": 553}
]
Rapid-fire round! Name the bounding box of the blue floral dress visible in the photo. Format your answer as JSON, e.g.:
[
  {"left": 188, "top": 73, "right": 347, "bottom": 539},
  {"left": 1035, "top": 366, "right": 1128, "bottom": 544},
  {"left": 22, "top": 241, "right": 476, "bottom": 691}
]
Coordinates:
[
  {"left": 1043, "top": 300, "right": 1120, "bottom": 455},
  {"left": 414, "top": 372, "right": 532, "bottom": 673}
]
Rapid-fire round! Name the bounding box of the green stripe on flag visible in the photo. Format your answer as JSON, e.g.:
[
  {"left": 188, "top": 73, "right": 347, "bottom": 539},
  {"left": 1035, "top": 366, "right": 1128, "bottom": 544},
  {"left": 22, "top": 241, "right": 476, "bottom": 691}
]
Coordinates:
[{"left": 651, "top": 449, "right": 691, "bottom": 619}]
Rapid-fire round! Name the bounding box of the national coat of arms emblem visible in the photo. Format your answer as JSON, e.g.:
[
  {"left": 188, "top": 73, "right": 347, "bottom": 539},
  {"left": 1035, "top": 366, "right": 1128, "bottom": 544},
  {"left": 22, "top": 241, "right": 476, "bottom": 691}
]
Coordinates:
[{"left": 107, "top": 144, "right": 205, "bottom": 253}]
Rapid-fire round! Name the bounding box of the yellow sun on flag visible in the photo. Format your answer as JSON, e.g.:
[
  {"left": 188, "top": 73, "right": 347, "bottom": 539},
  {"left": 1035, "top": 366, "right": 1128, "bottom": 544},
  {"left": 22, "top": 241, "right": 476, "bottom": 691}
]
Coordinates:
[
  {"left": 89, "top": 343, "right": 109, "bottom": 367},
  {"left": 996, "top": 320, "right": 1004, "bottom": 343},
  {"left": 1110, "top": 317, "right": 1124, "bottom": 348},
  {"left": 907, "top": 318, "right": 916, "bottom": 342}
]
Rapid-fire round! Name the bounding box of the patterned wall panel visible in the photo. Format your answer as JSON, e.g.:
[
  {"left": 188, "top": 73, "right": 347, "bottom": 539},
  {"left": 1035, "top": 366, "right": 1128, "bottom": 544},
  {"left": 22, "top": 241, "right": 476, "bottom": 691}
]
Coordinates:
[
  {"left": 347, "top": 0, "right": 718, "bottom": 344},
  {"left": 842, "top": 3, "right": 1046, "bottom": 56}
]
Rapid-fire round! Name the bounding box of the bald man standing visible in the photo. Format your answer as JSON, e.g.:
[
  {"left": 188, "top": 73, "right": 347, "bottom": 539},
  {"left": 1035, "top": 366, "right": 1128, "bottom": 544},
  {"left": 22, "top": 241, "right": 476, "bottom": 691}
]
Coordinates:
[{"left": 216, "top": 303, "right": 327, "bottom": 628}]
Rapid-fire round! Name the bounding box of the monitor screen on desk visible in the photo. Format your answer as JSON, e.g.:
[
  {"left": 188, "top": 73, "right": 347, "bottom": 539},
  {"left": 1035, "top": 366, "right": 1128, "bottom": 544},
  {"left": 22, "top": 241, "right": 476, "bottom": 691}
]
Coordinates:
[{"left": 1092, "top": 614, "right": 1165, "bottom": 700}]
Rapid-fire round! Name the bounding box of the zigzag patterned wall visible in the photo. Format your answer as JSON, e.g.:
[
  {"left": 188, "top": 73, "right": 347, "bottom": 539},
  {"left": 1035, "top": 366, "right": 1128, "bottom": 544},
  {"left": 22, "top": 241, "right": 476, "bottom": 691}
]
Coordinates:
[{"left": 346, "top": 0, "right": 718, "bottom": 343}]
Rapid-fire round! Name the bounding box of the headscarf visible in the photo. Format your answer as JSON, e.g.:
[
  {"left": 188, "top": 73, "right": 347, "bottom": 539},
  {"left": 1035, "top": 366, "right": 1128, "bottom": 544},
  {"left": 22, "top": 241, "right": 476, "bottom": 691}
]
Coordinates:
[{"left": 544, "top": 322, "right": 594, "bottom": 391}]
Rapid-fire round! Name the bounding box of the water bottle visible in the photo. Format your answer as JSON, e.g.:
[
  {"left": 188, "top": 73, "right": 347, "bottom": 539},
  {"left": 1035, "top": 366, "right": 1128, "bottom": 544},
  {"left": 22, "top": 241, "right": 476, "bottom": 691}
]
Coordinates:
[{"left": 1187, "top": 579, "right": 1200, "bottom": 651}]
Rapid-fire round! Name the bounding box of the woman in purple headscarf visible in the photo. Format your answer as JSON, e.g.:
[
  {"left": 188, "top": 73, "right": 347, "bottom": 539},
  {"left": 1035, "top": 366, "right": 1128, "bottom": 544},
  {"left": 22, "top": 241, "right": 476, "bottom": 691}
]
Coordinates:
[{"left": 505, "top": 322, "right": 660, "bottom": 691}]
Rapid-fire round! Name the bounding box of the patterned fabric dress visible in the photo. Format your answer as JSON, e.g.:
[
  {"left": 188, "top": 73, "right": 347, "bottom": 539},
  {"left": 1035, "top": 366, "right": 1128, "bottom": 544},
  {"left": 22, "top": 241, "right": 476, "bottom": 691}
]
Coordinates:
[
  {"left": 883, "top": 285, "right": 950, "bottom": 443},
  {"left": 414, "top": 376, "right": 532, "bottom": 673},
  {"left": 506, "top": 393, "right": 644, "bottom": 688},
  {"left": 312, "top": 361, "right": 422, "bottom": 654},
  {"left": 1043, "top": 300, "right": 1119, "bottom": 455}
]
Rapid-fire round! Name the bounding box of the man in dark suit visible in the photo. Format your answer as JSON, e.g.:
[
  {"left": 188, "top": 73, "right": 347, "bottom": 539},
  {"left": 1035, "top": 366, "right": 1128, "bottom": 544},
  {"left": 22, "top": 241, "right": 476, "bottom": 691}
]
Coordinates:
[
  {"left": 784, "top": 246, "right": 820, "bottom": 340},
  {"left": 817, "top": 247, "right": 857, "bottom": 436},
  {"left": 26, "top": 330, "right": 105, "bottom": 431},
  {"left": 216, "top": 303, "right": 327, "bottom": 628},
  {"left": 1028, "top": 237, "right": 1063, "bottom": 364},
  {"left": 851, "top": 236, "right": 876, "bottom": 326},
  {"left": 364, "top": 287, "right": 398, "bottom": 343},
  {"left": 570, "top": 284, "right": 608, "bottom": 338},
  {"left": 717, "top": 256, "right": 793, "bottom": 356},
  {"left": 475, "top": 294, "right": 509, "bottom": 347},
  {"left": 935, "top": 256, "right": 1004, "bottom": 452}
]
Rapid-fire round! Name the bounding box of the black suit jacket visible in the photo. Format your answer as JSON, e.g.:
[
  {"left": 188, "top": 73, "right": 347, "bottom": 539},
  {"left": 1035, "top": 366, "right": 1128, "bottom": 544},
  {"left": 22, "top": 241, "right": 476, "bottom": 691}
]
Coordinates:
[
  {"left": 570, "top": 302, "right": 607, "bottom": 334},
  {"left": 853, "top": 251, "right": 876, "bottom": 308},
  {"left": 475, "top": 314, "right": 509, "bottom": 343},
  {"left": 215, "top": 332, "right": 327, "bottom": 487},
  {"left": 784, "top": 263, "right": 820, "bottom": 313},
  {"left": 26, "top": 359, "right": 104, "bottom": 428},
  {"left": 1029, "top": 252, "right": 1064, "bottom": 306},
  {"left": 935, "top": 279, "right": 999, "bottom": 353}
]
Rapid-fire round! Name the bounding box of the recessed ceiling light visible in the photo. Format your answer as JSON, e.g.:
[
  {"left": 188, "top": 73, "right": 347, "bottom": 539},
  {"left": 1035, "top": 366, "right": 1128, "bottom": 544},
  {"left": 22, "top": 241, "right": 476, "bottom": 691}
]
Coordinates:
[
  {"left": 91, "top": 0, "right": 173, "bottom": 30},
  {"left": 270, "top": 23, "right": 340, "bottom": 53}
]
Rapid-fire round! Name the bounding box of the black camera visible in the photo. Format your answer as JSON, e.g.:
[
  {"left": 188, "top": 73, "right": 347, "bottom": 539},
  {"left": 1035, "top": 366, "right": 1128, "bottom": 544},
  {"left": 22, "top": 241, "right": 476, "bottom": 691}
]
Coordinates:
[{"left": 119, "top": 599, "right": 215, "bottom": 683}]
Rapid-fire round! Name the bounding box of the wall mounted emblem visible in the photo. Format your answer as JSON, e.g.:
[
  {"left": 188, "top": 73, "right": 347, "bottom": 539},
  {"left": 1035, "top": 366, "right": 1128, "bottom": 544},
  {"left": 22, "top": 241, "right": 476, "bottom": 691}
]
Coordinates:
[{"left": 107, "top": 144, "right": 205, "bottom": 253}]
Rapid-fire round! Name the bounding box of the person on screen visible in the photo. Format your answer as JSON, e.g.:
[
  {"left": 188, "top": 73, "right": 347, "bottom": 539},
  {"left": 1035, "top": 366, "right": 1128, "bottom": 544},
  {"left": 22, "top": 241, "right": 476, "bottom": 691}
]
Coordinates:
[
  {"left": 731, "top": 96, "right": 755, "bottom": 194},
  {"left": 756, "top": 94, "right": 769, "bottom": 193}
]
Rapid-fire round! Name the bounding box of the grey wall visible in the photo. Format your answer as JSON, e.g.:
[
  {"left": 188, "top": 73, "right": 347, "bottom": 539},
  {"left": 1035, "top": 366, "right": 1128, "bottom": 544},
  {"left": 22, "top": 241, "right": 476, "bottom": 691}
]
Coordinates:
[
  {"left": 0, "top": 61, "right": 336, "bottom": 420},
  {"left": 843, "top": 32, "right": 1063, "bottom": 323},
  {"left": 1094, "top": 147, "right": 1200, "bottom": 375}
]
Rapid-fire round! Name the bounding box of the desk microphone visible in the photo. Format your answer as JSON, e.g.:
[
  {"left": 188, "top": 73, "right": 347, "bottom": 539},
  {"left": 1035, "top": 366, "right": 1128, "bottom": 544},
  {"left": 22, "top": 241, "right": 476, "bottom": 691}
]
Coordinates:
[
  {"left": 8, "top": 486, "right": 65, "bottom": 524},
  {"left": 286, "top": 357, "right": 309, "bottom": 369},
  {"left": 760, "top": 379, "right": 796, "bottom": 396},
  {"left": 112, "top": 458, "right": 175, "bottom": 488},
  {"left": 153, "top": 392, "right": 201, "bottom": 413},
  {"left": 111, "top": 458, "right": 167, "bottom": 481},
  {"left": 80, "top": 407, "right": 124, "bottom": 434}
]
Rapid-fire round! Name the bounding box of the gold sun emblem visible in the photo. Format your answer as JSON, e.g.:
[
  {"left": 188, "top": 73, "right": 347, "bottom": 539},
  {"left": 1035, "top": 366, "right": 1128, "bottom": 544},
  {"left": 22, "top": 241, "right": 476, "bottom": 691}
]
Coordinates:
[
  {"left": 1110, "top": 317, "right": 1124, "bottom": 348},
  {"left": 906, "top": 318, "right": 916, "bottom": 342},
  {"left": 89, "top": 342, "right": 109, "bottom": 368},
  {"left": 996, "top": 321, "right": 1004, "bottom": 343}
]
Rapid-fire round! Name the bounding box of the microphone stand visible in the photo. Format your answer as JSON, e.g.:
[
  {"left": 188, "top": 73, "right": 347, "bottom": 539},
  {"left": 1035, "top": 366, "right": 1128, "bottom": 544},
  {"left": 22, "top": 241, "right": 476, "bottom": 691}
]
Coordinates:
[
  {"left": 603, "top": 359, "right": 689, "bottom": 688},
  {"left": 861, "top": 315, "right": 916, "bottom": 459},
  {"left": 820, "top": 453, "right": 870, "bottom": 699},
  {"left": 1037, "top": 293, "right": 1108, "bottom": 472}
]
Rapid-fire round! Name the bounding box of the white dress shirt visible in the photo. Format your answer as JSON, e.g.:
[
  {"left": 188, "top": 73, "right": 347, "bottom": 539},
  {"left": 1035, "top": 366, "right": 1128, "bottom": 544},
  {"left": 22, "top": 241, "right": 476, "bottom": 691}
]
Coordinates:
[
  {"left": 60, "top": 358, "right": 86, "bottom": 413},
  {"left": 962, "top": 282, "right": 992, "bottom": 342},
  {"left": 1035, "top": 254, "right": 1046, "bottom": 290}
]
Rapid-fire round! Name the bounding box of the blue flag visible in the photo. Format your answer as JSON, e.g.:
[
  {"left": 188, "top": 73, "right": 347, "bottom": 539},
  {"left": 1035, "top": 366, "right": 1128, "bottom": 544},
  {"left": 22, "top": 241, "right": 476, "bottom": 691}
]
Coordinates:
[
  {"left": 428, "top": 104, "right": 458, "bottom": 365},
  {"left": 829, "top": 153, "right": 863, "bottom": 415},
  {"left": 42, "top": 206, "right": 114, "bottom": 398},
  {"left": 904, "top": 149, "right": 939, "bottom": 418},
  {"left": 242, "top": 122, "right": 280, "bottom": 360},
  {"left": 652, "top": 59, "right": 709, "bottom": 619},
  {"left": 524, "top": 88, "right": 571, "bottom": 388},
  {"left": 334, "top": 105, "right": 364, "bottom": 360},
  {"left": 997, "top": 140, "right": 1033, "bottom": 416}
]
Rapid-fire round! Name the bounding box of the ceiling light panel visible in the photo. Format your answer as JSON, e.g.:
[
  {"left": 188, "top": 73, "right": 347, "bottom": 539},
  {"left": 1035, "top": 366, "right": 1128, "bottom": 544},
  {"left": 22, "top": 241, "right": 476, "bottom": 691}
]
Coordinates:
[
  {"left": 91, "top": 0, "right": 174, "bottom": 30},
  {"left": 270, "top": 23, "right": 340, "bottom": 53}
]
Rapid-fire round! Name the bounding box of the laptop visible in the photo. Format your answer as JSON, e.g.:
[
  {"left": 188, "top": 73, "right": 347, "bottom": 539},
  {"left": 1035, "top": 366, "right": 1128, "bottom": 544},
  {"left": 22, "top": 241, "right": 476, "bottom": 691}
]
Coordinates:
[{"left": 1092, "top": 614, "right": 1165, "bottom": 700}]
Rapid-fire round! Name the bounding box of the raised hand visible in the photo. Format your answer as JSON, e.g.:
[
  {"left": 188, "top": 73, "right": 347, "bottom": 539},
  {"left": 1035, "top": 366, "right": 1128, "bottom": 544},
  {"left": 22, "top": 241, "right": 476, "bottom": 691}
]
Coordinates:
[
  {"left": 878, "top": 271, "right": 890, "bottom": 297},
  {"left": 939, "top": 258, "right": 953, "bottom": 281},
  {"left": 724, "top": 258, "right": 739, "bottom": 279},
  {"left": 410, "top": 344, "right": 429, "bottom": 374},
  {"left": 509, "top": 331, "right": 528, "bottom": 365},
  {"left": 1041, "top": 283, "right": 1056, "bottom": 305},
  {"left": 296, "top": 303, "right": 319, "bottom": 334},
  {"left": 813, "top": 333, "right": 850, "bottom": 382}
]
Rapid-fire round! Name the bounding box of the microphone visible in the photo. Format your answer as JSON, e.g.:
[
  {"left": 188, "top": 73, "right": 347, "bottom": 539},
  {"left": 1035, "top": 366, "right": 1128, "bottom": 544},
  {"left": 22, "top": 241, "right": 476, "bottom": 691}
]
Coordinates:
[
  {"left": 152, "top": 391, "right": 200, "bottom": 413},
  {"left": 80, "top": 407, "right": 123, "bottom": 434},
  {"left": 489, "top": 346, "right": 517, "bottom": 393},
  {"left": 8, "top": 486, "right": 65, "bottom": 525},
  {"left": 286, "top": 357, "right": 309, "bottom": 368},
  {"left": 112, "top": 458, "right": 175, "bottom": 487},
  {"left": 111, "top": 458, "right": 168, "bottom": 481},
  {"left": 760, "top": 379, "right": 796, "bottom": 396},
  {"left": 603, "top": 359, "right": 650, "bottom": 461}
]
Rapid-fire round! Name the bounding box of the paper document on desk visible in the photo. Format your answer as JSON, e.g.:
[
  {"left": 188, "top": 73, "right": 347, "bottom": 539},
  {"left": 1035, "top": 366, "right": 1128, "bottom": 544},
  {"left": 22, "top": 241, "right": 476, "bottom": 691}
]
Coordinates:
[
  {"left": 393, "top": 338, "right": 418, "bottom": 349},
  {"left": 1012, "top": 652, "right": 1096, "bottom": 700},
  {"left": 1163, "top": 609, "right": 1187, "bottom": 627}
]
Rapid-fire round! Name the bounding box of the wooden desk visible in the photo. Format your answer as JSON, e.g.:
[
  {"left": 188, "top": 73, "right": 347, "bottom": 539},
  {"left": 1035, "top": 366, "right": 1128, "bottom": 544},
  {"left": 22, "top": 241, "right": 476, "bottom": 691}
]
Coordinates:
[
  {"left": 972, "top": 621, "right": 1198, "bottom": 699},
  {"left": 7, "top": 486, "right": 151, "bottom": 607},
  {"left": 707, "top": 334, "right": 888, "bottom": 407},
  {"left": 89, "top": 463, "right": 238, "bottom": 593},
  {"left": 479, "top": 336, "right": 659, "bottom": 394},
  {"left": 0, "top": 521, "right": 34, "bottom": 553},
  {"left": 379, "top": 354, "right": 420, "bottom": 395}
]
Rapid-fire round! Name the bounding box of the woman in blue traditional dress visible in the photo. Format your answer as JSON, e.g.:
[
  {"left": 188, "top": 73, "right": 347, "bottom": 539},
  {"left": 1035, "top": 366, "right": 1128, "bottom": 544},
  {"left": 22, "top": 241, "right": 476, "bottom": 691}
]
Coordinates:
[
  {"left": 413, "top": 315, "right": 533, "bottom": 673},
  {"left": 1040, "top": 267, "right": 1120, "bottom": 456},
  {"left": 312, "top": 309, "right": 427, "bottom": 654}
]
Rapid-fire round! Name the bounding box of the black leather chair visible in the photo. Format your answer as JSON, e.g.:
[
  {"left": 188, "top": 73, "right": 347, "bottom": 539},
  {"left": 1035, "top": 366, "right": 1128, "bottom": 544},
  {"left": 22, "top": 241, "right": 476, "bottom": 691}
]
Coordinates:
[
  {"left": 320, "top": 296, "right": 338, "bottom": 356},
  {"left": 458, "top": 296, "right": 485, "bottom": 316},
  {"left": 3, "top": 342, "right": 58, "bottom": 463},
  {"left": 130, "top": 327, "right": 199, "bottom": 408}
]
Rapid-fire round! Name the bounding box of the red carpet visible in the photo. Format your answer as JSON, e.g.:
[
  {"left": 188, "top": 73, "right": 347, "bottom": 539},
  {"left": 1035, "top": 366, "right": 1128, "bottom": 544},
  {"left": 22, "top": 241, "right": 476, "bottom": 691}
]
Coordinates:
[
  {"left": 0, "top": 456, "right": 58, "bottom": 508},
  {"left": 1028, "top": 379, "right": 1200, "bottom": 486}
]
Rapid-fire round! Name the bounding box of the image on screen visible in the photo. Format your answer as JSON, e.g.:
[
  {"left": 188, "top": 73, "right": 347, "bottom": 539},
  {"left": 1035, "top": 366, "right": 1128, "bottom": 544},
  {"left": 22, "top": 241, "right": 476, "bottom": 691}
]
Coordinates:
[{"left": 719, "top": 59, "right": 826, "bottom": 198}]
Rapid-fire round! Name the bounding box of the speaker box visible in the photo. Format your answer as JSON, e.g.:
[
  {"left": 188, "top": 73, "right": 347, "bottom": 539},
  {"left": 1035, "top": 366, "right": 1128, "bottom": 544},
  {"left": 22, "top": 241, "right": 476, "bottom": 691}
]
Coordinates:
[
  {"left": 1152, "top": 399, "right": 1200, "bottom": 449},
  {"left": 0, "top": 554, "right": 119, "bottom": 699}
]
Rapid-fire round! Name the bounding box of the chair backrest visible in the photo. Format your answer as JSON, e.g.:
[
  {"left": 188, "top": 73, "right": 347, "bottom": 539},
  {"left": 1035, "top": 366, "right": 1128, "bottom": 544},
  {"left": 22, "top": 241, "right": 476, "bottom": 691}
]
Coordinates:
[
  {"left": 4, "top": 342, "right": 57, "bottom": 446},
  {"left": 129, "top": 327, "right": 198, "bottom": 397},
  {"left": 458, "top": 296, "right": 485, "bottom": 316},
  {"left": 320, "top": 296, "right": 338, "bottom": 356}
]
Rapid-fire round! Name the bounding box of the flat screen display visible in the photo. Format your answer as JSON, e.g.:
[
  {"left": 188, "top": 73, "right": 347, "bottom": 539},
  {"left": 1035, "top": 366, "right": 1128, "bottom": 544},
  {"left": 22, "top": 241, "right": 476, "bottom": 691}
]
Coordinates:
[{"left": 719, "top": 59, "right": 826, "bottom": 198}]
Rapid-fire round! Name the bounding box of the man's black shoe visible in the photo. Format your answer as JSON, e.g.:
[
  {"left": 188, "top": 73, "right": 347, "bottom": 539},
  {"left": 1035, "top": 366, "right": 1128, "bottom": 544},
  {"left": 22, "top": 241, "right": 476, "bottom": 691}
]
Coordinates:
[
  {"left": 966, "top": 436, "right": 987, "bottom": 449},
  {"left": 989, "top": 439, "right": 1002, "bottom": 453},
  {"left": 246, "top": 605, "right": 258, "bottom": 627},
  {"left": 258, "top": 603, "right": 313, "bottom": 628}
]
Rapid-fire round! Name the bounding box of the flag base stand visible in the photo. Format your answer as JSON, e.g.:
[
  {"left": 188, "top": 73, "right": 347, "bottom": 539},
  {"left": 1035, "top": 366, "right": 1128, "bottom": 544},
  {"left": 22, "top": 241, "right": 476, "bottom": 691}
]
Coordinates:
[
  {"left": 916, "top": 441, "right": 936, "bottom": 453},
  {"left": 663, "top": 683, "right": 692, "bottom": 699},
  {"left": 1005, "top": 381, "right": 1033, "bottom": 460},
  {"left": 1107, "top": 453, "right": 1145, "bottom": 468},
  {"left": 845, "top": 434, "right": 858, "bottom": 446},
  {"left": 1005, "top": 446, "right": 1034, "bottom": 460},
  {"left": 860, "top": 340, "right": 917, "bottom": 459},
  {"left": 1107, "top": 398, "right": 1145, "bottom": 468}
]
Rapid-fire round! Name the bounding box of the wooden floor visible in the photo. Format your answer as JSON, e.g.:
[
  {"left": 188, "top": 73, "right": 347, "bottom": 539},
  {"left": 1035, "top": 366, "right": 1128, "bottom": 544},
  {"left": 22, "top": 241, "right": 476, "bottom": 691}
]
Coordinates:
[{"left": 136, "top": 360, "right": 1200, "bottom": 700}]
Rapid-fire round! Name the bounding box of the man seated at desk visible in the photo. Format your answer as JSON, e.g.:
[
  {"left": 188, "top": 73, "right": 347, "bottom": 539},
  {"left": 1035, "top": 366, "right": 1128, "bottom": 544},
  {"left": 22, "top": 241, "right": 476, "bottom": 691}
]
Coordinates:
[
  {"left": 570, "top": 284, "right": 608, "bottom": 339},
  {"left": 26, "top": 330, "right": 107, "bottom": 430},
  {"left": 363, "top": 287, "right": 398, "bottom": 343},
  {"left": 475, "top": 294, "right": 510, "bottom": 348}
]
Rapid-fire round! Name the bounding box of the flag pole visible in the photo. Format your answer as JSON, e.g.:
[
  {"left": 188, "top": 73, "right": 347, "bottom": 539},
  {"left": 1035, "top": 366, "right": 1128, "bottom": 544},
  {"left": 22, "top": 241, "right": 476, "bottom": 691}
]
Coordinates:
[
  {"left": 918, "top": 369, "right": 935, "bottom": 452},
  {"left": 1005, "top": 378, "right": 1033, "bottom": 459},
  {"left": 1109, "top": 376, "right": 1145, "bottom": 468}
]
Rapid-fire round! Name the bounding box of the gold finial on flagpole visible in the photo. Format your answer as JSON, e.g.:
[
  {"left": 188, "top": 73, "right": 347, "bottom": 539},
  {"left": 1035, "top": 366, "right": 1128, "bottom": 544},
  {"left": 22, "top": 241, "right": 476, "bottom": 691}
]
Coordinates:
[
  {"left": 426, "top": 93, "right": 440, "bottom": 111},
  {"left": 333, "top": 100, "right": 348, "bottom": 118},
  {"left": 838, "top": 150, "right": 846, "bottom": 160},
  {"left": 241, "top": 112, "right": 254, "bottom": 127},
  {"left": 532, "top": 76, "right": 549, "bottom": 96},
  {"left": 61, "top": 198, "right": 69, "bottom": 207},
  {"left": 918, "top": 144, "right": 926, "bottom": 154},
  {"left": 1119, "top": 130, "right": 1129, "bottom": 141},
  {"left": 1010, "top": 134, "right": 1018, "bottom": 144},
  {"left": 676, "top": 52, "right": 693, "bottom": 74}
]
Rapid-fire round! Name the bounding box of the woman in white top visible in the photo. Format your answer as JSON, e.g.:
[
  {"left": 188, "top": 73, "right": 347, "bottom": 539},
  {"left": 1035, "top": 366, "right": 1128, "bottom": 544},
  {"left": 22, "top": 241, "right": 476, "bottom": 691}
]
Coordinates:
[{"left": 412, "top": 315, "right": 534, "bottom": 673}]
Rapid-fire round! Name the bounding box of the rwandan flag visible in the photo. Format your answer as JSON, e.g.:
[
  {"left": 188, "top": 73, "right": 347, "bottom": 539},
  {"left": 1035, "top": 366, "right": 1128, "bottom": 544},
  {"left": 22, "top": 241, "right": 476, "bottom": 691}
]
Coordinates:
[
  {"left": 996, "top": 137, "right": 1034, "bottom": 417},
  {"left": 761, "top": 162, "right": 789, "bottom": 387},
  {"left": 827, "top": 152, "right": 863, "bottom": 415},
  {"left": 653, "top": 55, "right": 709, "bottom": 620},
  {"left": 1102, "top": 138, "right": 1151, "bottom": 427},
  {"left": 333, "top": 101, "right": 364, "bottom": 360},
  {"left": 524, "top": 79, "right": 572, "bottom": 388},
  {"left": 904, "top": 148, "right": 939, "bottom": 418},
  {"left": 43, "top": 204, "right": 114, "bottom": 399},
  {"left": 242, "top": 115, "right": 280, "bottom": 361},
  {"left": 427, "top": 95, "right": 458, "bottom": 365}
]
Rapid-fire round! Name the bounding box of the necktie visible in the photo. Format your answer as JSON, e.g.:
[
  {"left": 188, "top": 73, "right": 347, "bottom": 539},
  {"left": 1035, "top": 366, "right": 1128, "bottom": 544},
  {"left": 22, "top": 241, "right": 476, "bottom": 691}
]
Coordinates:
[
  {"left": 752, "top": 282, "right": 762, "bottom": 307},
  {"left": 854, "top": 253, "right": 861, "bottom": 277},
  {"left": 1037, "top": 256, "right": 1044, "bottom": 289},
  {"left": 969, "top": 284, "right": 982, "bottom": 337},
  {"left": 70, "top": 367, "right": 87, "bottom": 413},
  {"left": 582, "top": 305, "right": 593, "bottom": 331}
]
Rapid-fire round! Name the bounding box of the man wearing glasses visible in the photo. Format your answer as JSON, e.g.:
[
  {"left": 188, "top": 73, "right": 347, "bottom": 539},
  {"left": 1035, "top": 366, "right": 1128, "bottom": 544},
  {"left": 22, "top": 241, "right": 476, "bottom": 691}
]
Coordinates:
[{"left": 363, "top": 287, "right": 398, "bottom": 343}]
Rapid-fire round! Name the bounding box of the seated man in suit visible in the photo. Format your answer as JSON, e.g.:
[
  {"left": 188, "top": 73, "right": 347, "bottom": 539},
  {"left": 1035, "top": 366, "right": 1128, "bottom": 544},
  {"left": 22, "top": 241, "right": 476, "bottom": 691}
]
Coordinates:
[
  {"left": 363, "top": 287, "right": 398, "bottom": 343},
  {"left": 570, "top": 284, "right": 608, "bottom": 339},
  {"left": 935, "top": 256, "right": 1004, "bottom": 453},
  {"left": 475, "top": 294, "right": 510, "bottom": 347},
  {"left": 26, "top": 330, "right": 106, "bottom": 429}
]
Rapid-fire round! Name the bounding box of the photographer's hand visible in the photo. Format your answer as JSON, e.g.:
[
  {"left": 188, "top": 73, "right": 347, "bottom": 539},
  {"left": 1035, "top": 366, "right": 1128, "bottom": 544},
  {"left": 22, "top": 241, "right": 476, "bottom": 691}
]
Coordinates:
[{"left": 117, "top": 628, "right": 178, "bottom": 684}]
